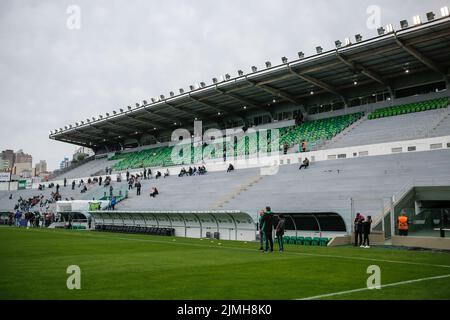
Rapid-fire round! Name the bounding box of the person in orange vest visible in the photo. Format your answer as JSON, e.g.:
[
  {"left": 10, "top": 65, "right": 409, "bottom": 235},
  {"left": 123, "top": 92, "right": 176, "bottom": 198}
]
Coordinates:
[
  {"left": 398, "top": 213, "right": 409, "bottom": 236},
  {"left": 301, "top": 140, "right": 308, "bottom": 152}
]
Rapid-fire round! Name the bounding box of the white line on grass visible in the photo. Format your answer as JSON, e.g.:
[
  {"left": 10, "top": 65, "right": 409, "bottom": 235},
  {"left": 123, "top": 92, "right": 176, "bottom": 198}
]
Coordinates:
[
  {"left": 298, "top": 274, "right": 450, "bottom": 300},
  {"left": 8, "top": 227, "right": 450, "bottom": 269}
]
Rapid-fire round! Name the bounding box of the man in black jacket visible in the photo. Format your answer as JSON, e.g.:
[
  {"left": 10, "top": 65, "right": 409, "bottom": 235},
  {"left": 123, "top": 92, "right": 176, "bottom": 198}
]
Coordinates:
[
  {"left": 261, "top": 206, "right": 275, "bottom": 252},
  {"left": 354, "top": 213, "right": 364, "bottom": 247}
]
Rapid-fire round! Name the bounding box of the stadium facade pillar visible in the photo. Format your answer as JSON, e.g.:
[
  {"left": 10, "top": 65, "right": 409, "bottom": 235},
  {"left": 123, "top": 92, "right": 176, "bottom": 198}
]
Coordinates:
[{"left": 390, "top": 196, "right": 395, "bottom": 239}]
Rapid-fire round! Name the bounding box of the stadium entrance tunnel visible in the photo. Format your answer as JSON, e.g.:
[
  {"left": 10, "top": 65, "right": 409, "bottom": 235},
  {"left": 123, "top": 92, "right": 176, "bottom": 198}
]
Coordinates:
[
  {"left": 88, "top": 210, "right": 256, "bottom": 241},
  {"left": 277, "top": 212, "right": 347, "bottom": 238}
]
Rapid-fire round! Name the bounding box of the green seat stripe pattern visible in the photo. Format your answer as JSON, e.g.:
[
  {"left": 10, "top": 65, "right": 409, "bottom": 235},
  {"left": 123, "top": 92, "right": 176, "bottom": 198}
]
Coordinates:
[
  {"left": 367, "top": 97, "right": 449, "bottom": 120},
  {"left": 109, "top": 112, "right": 363, "bottom": 170}
]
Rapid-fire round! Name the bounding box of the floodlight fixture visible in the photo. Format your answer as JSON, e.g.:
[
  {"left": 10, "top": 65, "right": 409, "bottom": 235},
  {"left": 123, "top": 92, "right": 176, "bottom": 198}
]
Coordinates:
[
  {"left": 335, "top": 40, "right": 342, "bottom": 48},
  {"left": 386, "top": 24, "right": 394, "bottom": 33},
  {"left": 200, "top": 82, "right": 206, "bottom": 87},
  {"left": 225, "top": 74, "right": 231, "bottom": 80},
  {"left": 400, "top": 20, "right": 409, "bottom": 29},
  {"left": 189, "top": 85, "right": 195, "bottom": 91},
  {"left": 127, "top": 106, "right": 132, "bottom": 110},
  {"left": 169, "top": 92, "right": 174, "bottom": 97},
  {"left": 135, "top": 103, "right": 140, "bottom": 107},
  {"left": 120, "top": 108, "right": 124, "bottom": 113},
  {"left": 159, "top": 95, "right": 165, "bottom": 100},
  {"left": 281, "top": 57, "right": 288, "bottom": 64},
  {"left": 316, "top": 46, "right": 323, "bottom": 54},
  {"left": 355, "top": 34, "right": 363, "bottom": 43},
  {"left": 298, "top": 51, "right": 305, "bottom": 59},
  {"left": 413, "top": 15, "right": 422, "bottom": 25},
  {"left": 265, "top": 61, "right": 272, "bottom": 68},
  {"left": 426, "top": 12, "right": 435, "bottom": 21},
  {"left": 143, "top": 100, "right": 148, "bottom": 105},
  {"left": 238, "top": 70, "right": 244, "bottom": 76},
  {"left": 377, "top": 27, "right": 385, "bottom": 35},
  {"left": 212, "top": 77, "right": 218, "bottom": 84},
  {"left": 151, "top": 98, "right": 156, "bottom": 103},
  {"left": 251, "top": 66, "right": 258, "bottom": 72},
  {"left": 179, "top": 88, "right": 184, "bottom": 94}
]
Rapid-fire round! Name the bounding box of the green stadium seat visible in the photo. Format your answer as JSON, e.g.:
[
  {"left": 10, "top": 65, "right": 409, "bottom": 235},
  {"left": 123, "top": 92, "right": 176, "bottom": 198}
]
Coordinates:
[
  {"left": 311, "top": 237, "right": 320, "bottom": 246},
  {"left": 303, "top": 237, "right": 312, "bottom": 246}
]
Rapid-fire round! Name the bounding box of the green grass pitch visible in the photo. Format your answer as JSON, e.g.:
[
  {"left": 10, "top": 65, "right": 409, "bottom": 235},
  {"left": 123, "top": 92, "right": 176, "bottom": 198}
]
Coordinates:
[{"left": 0, "top": 226, "right": 449, "bottom": 300}]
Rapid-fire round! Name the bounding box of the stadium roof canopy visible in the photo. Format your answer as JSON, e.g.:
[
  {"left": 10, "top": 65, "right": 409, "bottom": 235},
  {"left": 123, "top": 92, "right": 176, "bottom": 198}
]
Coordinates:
[{"left": 50, "top": 16, "right": 450, "bottom": 149}]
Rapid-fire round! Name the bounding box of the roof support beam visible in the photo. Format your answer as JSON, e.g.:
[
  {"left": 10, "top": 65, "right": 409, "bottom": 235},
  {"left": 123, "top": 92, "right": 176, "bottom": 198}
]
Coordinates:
[
  {"left": 188, "top": 93, "right": 245, "bottom": 121},
  {"left": 213, "top": 85, "right": 274, "bottom": 119},
  {"left": 288, "top": 66, "right": 347, "bottom": 106},
  {"left": 125, "top": 114, "right": 166, "bottom": 129},
  {"left": 335, "top": 51, "right": 392, "bottom": 88},
  {"left": 140, "top": 105, "right": 176, "bottom": 124},
  {"left": 163, "top": 101, "right": 219, "bottom": 126},
  {"left": 395, "top": 34, "right": 449, "bottom": 83},
  {"left": 244, "top": 76, "right": 304, "bottom": 107}
]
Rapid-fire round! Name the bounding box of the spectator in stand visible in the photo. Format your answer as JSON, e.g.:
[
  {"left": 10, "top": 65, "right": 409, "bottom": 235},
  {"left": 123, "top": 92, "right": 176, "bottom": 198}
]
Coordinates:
[
  {"left": 144, "top": 168, "right": 147, "bottom": 180},
  {"left": 126, "top": 171, "right": 130, "bottom": 182},
  {"left": 150, "top": 187, "right": 159, "bottom": 198},
  {"left": 283, "top": 142, "right": 289, "bottom": 155},
  {"left": 155, "top": 171, "right": 162, "bottom": 179},
  {"left": 179, "top": 168, "right": 186, "bottom": 177},
  {"left": 164, "top": 169, "right": 170, "bottom": 178},
  {"left": 64, "top": 178, "right": 67, "bottom": 187},
  {"left": 110, "top": 197, "right": 117, "bottom": 211},
  {"left": 301, "top": 140, "right": 308, "bottom": 152},
  {"left": 56, "top": 184, "right": 60, "bottom": 193},
  {"left": 148, "top": 168, "right": 152, "bottom": 179},
  {"left": 136, "top": 181, "right": 142, "bottom": 196},
  {"left": 81, "top": 185, "right": 87, "bottom": 193},
  {"left": 9, "top": 194, "right": 12, "bottom": 200},
  {"left": 99, "top": 176, "right": 103, "bottom": 186},
  {"left": 72, "top": 180, "right": 76, "bottom": 190},
  {"left": 227, "top": 163, "right": 235, "bottom": 173},
  {"left": 109, "top": 185, "right": 114, "bottom": 198},
  {"left": 299, "top": 158, "right": 310, "bottom": 170},
  {"left": 188, "top": 167, "right": 193, "bottom": 176},
  {"left": 128, "top": 177, "right": 134, "bottom": 190}
]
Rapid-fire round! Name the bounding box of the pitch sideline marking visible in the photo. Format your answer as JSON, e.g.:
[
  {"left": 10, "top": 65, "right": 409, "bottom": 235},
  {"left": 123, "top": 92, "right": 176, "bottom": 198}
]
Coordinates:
[
  {"left": 8, "top": 227, "right": 450, "bottom": 270},
  {"left": 298, "top": 273, "right": 450, "bottom": 300}
]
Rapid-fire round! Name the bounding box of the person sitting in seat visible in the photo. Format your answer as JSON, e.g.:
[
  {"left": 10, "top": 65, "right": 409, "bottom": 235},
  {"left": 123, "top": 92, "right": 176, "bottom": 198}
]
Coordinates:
[
  {"left": 164, "top": 169, "right": 169, "bottom": 178},
  {"left": 227, "top": 163, "right": 234, "bottom": 172},
  {"left": 178, "top": 167, "right": 186, "bottom": 177},
  {"left": 150, "top": 187, "right": 159, "bottom": 198},
  {"left": 188, "top": 167, "right": 193, "bottom": 176},
  {"left": 299, "top": 158, "right": 310, "bottom": 170},
  {"left": 81, "top": 185, "right": 87, "bottom": 193},
  {"left": 301, "top": 140, "right": 308, "bottom": 153},
  {"left": 155, "top": 171, "right": 162, "bottom": 179}
]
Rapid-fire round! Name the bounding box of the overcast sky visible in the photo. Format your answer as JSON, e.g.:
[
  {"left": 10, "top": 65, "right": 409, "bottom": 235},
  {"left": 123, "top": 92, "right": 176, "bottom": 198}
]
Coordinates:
[{"left": 0, "top": 0, "right": 447, "bottom": 170}]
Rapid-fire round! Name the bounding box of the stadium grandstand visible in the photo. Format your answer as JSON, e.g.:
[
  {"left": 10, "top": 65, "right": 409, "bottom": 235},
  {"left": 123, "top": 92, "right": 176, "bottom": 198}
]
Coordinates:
[{"left": 1, "top": 10, "right": 450, "bottom": 252}]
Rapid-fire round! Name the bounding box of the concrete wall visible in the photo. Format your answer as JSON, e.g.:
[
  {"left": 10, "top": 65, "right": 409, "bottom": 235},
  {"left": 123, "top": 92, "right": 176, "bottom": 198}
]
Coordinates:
[{"left": 392, "top": 235, "right": 450, "bottom": 250}]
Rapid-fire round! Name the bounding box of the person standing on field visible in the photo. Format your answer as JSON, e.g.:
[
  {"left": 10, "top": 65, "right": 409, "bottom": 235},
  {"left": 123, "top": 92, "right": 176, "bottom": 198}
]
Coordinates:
[
  {"left": 354, "top": 213, "right": 364, "bottom": 247},
  {"left": 258, "top": 210, "right": 265, "bottom": 251},
  {"left": 361, "top": 216, "right": 372, "bottom": 248},
  {"left": 261, "top": 207, "right": 274, "bottom": 253},
  {"left": 276, "top": 214, "right": 286, "bottom": 252}
]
